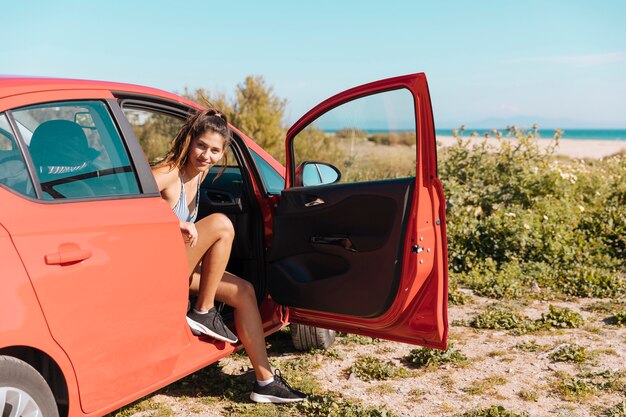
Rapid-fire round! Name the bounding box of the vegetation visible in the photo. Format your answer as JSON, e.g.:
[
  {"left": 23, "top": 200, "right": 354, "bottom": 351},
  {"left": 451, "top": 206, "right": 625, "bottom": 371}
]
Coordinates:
[
  {"left": 469, "top": 303, "right": 536, "bottom": 335},
  {"left": 295, "top": 396, "right": 398, "bottom": 417},
  {"left": 348, "top": 356, "right": 409, "bottom": 381},
  {"left": 456, "top": 405, "right": 529, "bottom": 417},
  {"left": 537, "top": 305, "right": 585, "bottom": 329},
  {"left": 603, "top": 400, "right": 626, "bottom": 417},
  {"left": 547, "top": 344, "right": 588, "bottom": 363},
  {"left": 554, "top": 376, "right": 596, "bottom": 401},
  {"left": 441, "top": 129, "right": 625, "bottom": 300},
  {"left": 405, "top": 343, "right": 467, "bottom": 368},
  {"left": 185, "top": 75, "right": 287, "bottom": 161},
  {"left": 607, "top": 311, "right": 626, "bottom": 326}
]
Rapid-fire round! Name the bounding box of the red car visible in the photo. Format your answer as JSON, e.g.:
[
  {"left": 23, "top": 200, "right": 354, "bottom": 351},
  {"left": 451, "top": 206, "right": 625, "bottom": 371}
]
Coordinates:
[{"left": 0, "top": 73, "right": 448, "bottom": 417}]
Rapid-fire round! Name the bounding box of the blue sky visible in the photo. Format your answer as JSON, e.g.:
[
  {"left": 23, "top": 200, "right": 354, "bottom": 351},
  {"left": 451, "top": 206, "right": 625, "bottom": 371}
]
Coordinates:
[{"left": 2, "top": 0, "right": 625, "bottom": 128}]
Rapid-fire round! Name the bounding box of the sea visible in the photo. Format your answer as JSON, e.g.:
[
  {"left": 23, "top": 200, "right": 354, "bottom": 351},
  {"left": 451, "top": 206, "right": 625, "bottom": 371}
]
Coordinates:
[{"left": 435, "top": 129, "right": 626, "bottom": 141}]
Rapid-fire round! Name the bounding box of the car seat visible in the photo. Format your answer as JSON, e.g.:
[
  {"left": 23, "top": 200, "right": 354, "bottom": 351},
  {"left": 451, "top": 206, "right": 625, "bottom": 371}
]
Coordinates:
[{"left": 29, "top": 120, "right": 99, "bottom": 198}]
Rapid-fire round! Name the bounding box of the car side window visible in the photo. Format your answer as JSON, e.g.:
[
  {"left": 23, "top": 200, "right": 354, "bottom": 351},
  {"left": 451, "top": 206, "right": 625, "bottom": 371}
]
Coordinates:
[
  {"left": 250, "top": 149, "right": 284, "bottom": 195},
  {"left": 0, "top": 113, "right": 35, "bottom": 196},
  {"left": 12, "top": 101, "right": 140, "bottom": 200},
  {"left": 292, "top": 88, "right": 416, "bottom": 185},
  {"left": 122, "top": 107, "right": 184, "bottom": 164}
]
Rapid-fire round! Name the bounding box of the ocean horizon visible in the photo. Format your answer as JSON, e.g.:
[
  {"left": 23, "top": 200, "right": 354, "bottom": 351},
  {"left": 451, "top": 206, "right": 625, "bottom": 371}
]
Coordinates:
[
  {"left": 435, "top": 128, "right": 626, "bottom": 141},
  {"left": 323, "top": 128, "right": 626, "bottom": 141}
]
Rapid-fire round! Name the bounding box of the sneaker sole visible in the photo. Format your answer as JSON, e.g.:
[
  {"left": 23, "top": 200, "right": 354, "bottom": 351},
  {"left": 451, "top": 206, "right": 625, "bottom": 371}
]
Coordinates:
[
  {"left": 186, "top": 316, "right": 238, "bottom": 344},
  {"left": 249, "top": 392, "right": 306, "bottom": 403}
]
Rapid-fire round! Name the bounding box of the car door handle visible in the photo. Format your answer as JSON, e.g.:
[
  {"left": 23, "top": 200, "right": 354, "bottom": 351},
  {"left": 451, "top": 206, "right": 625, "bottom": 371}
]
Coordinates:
[
  {"left": 310, "top": 236, "right": 357, "bottom": 252},
  {"left": 304, "top": 197, "right": 325, "bottom": 207},
  {"left": 45, "top": 245, "right": 92, "bottom": 265}
]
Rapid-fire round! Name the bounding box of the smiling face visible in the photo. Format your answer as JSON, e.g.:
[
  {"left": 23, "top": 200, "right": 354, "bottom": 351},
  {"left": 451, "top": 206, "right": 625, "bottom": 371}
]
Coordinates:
[{"left": 186, "top": 131, "right": 226, "bottom": 174}]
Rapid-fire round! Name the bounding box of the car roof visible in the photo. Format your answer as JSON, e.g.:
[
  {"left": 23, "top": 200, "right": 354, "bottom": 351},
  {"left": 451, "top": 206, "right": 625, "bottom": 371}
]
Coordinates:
[{"left": 0, "top": 75, "right": 199, "bottom": 108}]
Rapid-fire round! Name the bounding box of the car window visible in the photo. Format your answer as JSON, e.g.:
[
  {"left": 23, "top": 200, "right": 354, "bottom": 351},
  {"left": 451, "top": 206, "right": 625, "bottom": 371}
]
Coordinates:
[
  {"left": 122, "top": 107, "right": 184, "bottom": 164},
  {"left": 122, "top": 105, "right": 237, "bottom": 170},
  {"left": 12, "top": 101, "right": 140, "bottom": 200},
  {"left": 0, "top": 113, "right": 35, "bottom": 196},
  {"left": 292, "top": 88, "right": 416, "bottom": 185},
  {"left": 250, "top": 149, "right": 284, "bottom": 194}
]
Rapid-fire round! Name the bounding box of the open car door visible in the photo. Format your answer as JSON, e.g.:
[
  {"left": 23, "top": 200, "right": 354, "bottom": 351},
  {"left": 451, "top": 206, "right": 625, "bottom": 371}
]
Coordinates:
[{"left": 267, "top": 73, "right": 448, "bottom": 349}]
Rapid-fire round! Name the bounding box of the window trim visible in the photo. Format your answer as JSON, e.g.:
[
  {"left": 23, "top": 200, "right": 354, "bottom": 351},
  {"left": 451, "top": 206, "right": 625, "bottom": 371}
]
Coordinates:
[{"left": 5, "top": 110, "right": 42, "bottom": 199}]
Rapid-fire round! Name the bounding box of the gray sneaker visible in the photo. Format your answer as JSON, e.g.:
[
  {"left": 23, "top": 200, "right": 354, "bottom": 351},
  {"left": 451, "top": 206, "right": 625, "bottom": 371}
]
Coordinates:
[
  {"left": 250, "top": 370, "right": 307, "bottom": 403},
  {"left": 186, "top": 306, "right": 238, "bottom": 343}
]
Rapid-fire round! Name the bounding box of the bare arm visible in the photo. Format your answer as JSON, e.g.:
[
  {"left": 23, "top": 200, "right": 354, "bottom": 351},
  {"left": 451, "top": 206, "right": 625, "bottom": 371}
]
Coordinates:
[
  {"left": 152, "top": 165, "right": 179, "bottom": 208},
  {"left": 151, "top": 165, "right": 199, "bottom": 247}
]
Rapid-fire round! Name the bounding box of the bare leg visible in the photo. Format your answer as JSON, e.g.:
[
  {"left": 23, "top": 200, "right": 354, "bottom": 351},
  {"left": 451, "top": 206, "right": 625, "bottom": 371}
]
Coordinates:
[
  {"left": 185, "top": 213, "right": 234, "bottom": 312},
  {"left": 215, "top": 272, "right": 273, "bottom": 381}
]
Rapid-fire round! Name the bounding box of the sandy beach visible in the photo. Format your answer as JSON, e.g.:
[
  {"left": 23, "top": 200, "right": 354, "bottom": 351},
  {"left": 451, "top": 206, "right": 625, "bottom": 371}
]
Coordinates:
[{"left": 437, "top": 135, "right": 626, "bottom": 159}]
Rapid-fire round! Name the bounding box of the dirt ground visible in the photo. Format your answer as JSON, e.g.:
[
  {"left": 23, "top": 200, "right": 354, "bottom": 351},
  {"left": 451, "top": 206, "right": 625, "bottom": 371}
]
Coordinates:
[{"left": 114, "top": 291, "right": 625, "bottom": 417}]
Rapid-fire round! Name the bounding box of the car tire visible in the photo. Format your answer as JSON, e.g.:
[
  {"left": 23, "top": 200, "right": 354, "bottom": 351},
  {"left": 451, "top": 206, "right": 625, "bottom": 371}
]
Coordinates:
[
  {"left": 0, "top": 356, "right": 59, "bottom": 417},
  {"left": 290, "top": 324, "right": 336, "bottom": 351}
]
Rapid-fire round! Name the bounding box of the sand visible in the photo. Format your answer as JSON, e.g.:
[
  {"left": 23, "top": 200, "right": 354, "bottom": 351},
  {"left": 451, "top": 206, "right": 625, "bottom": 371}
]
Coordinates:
[{"left": 436, "top": 135, "right": 626, "bottom": 159}]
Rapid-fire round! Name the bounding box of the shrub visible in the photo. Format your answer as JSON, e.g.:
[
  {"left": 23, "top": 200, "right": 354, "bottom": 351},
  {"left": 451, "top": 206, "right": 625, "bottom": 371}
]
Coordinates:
[
  {"left": 514, "top": 340, "right": 542, "bottom": 352},
  {"left": 548, "top": 344, "right": 588, "bottom": 363},
  {"left": 456, "top": 405, "right": 529, "bottom": 417},
  {"left": 296, "top": 395, "right": 398, "bottom": 417},
  {"left": 349, "top": 356, "right": 409, "bottom": 382},
  {"left": 554, "top": 377, "right": 595, "bottom": 401},
  {"left": 405, "top": 343, "right": 467, "bottom": 368},
  {"left": 440, "top": 128, "right": 626, "bottom": 300},
  {"left": 449, "top": 277, "right": 471, "bottom": 305},
  {"left": 469, "top": 303, "right": 536, "bottom": 334},
  {"left": 537, "top": 305, "right": 584, "bottom": 329},
  {"left": 577, "top": 370, "right": 626, "bottom": 394}
]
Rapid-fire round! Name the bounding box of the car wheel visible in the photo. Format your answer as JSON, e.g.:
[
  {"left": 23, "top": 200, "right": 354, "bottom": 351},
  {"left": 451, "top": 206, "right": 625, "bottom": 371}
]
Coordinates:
[
  {"left": 0, "top": 356, "right": 59, "bottom": 417},
  {"left": 290, "top": 324, "right": 336, "bottom": 351}
]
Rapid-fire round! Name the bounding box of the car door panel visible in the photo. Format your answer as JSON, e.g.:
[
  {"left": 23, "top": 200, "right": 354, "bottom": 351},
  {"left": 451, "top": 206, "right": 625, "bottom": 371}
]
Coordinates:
[
  {"left": 269, "top": 73, "right": 448, "bottom": 349},
  {"left": 268, "top": 178, "right": 412, "bottom": 318},
  {"left": 0, "top": 94, "right": 192, "bottom": 413},
  {"left": 1, "top": 191, "right": 190, "bottom": 413}
]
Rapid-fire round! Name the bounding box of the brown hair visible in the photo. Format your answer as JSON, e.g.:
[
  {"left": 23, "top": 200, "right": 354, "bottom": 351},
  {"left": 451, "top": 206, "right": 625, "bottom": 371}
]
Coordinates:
[{"left": 157, "top": 109, "right": 231, "bottom": 178}]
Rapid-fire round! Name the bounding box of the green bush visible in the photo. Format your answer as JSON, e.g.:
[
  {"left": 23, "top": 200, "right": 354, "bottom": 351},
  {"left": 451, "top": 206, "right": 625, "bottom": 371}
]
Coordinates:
[
  {"left": 348, "top": 356, "right": 409, "bottom": 382},
  {"left": 555, "top": 377, "right": 596, "bottom": 401},
  {"left": 441, "top": 129, "right": 626, "bottom": 299},
  {"left": 296, "top": 395, "right": 398, "bottom": 417},
  {"left": 469, "top": 303, "right": 536, "bottom": 334},
  {"left": 456, "top": 405, "right": 529, "bottom": 417},
  {"left": 548, "top": 344, "right": 588, "bottom": 363},
  {"left": 537, "top": 305, "right": 584, "bottom": 329},
  {"left": 405, "top": 343, "right": 467, "bottom": 368}
]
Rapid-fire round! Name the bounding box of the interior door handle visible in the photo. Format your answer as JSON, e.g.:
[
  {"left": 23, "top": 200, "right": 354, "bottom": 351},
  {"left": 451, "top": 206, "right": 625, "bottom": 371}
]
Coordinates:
[
  {"left": 310, "top": 236, "right": 357, "bottom": 252},
  {"left": 304, "top": 197, "right": 325, "bottom": 207},
  {"left": 45, "top": 244, "right": 92, "bottom": 265}
]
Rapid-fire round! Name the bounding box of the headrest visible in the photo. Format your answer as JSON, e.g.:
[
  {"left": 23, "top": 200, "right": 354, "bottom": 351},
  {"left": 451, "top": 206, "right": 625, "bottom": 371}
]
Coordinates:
[{"left": 29, "top": 120, "right": 99, "bottom": 175}]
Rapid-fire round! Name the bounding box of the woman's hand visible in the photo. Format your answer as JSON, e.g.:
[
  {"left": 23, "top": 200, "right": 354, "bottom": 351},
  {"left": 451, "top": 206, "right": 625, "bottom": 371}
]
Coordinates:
[{"left": 179, "top": 221, "right": 198, "bottom": 247}]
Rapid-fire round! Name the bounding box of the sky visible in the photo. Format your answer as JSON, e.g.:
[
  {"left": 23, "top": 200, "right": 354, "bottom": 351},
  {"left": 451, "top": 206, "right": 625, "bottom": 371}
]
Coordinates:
[{"left": 2, "top": 0, "right": 625, "bottom": 129}]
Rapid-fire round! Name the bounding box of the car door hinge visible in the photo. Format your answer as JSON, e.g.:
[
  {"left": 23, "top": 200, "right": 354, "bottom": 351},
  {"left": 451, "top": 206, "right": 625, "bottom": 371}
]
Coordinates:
[{"left": 411, "top": 245, "right": 424, "bottom": 254}]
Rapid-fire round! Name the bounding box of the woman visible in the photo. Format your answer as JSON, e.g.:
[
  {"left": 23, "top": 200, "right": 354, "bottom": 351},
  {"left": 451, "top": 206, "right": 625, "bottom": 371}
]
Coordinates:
[{"left": 152, "top": 109, "right": 306, "bottom": 403}]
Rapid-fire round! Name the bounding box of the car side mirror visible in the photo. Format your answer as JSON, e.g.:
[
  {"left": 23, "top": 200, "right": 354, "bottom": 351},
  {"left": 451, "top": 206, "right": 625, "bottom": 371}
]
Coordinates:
[
  {"left": 295, "top": 161, "right": 341, "bottom": 187},
  {"left": 74, "top": 112, "right": 96, "bottom": 130}
]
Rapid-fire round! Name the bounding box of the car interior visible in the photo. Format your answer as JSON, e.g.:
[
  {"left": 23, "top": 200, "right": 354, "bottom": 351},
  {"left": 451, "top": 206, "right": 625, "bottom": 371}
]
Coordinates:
[{"left": 195, "top": 141, "right": 268, "bottom": 309}]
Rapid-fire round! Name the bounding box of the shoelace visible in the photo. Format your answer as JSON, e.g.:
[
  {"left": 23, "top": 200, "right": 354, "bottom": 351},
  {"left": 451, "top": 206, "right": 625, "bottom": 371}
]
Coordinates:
[
  {"left": 273, "top": 369, "right": 296, "bottom": 390},
  {"left": 211, "top": 303, "right": 230, "bottom": 333}
]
